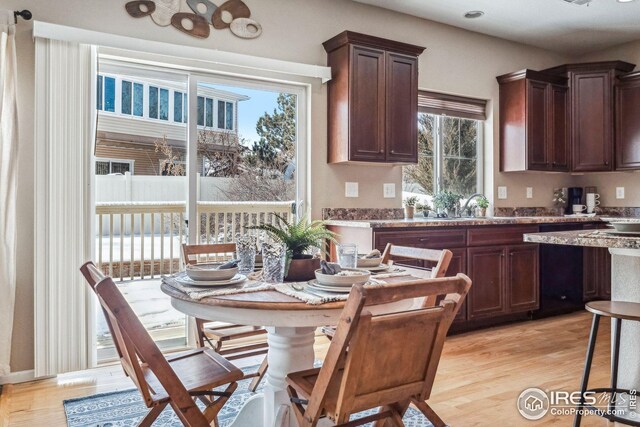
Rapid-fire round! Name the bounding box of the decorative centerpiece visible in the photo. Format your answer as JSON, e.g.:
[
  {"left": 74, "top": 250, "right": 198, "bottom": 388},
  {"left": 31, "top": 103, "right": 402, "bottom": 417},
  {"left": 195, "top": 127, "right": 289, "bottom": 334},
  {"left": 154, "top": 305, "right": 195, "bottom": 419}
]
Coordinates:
[
  {"left": 250, "top": 214, "right": 336, "bottom": 282},
  {"left": 404, "top": 196, "right": 418, "bottom": 219},
  {"left": 476, "top": 195, "right": 490, "bottom": 217},
  {"left": 433, "top": 190, "right": 461, "bottom": 218}
]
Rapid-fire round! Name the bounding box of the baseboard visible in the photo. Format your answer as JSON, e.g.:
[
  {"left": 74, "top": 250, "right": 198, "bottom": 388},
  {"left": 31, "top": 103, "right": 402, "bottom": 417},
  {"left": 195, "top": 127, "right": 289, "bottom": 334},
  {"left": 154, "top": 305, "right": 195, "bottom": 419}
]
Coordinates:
[{"left": 0, "top": 370, "right": 35, "bottom": 385}]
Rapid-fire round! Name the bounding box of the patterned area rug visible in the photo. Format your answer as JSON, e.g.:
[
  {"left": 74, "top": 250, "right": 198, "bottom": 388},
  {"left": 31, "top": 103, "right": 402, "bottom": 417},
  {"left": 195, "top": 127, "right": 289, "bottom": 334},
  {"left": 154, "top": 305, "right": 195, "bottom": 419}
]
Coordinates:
[{"left": 64, "top": 366, "right": 432, "bottom": 427}]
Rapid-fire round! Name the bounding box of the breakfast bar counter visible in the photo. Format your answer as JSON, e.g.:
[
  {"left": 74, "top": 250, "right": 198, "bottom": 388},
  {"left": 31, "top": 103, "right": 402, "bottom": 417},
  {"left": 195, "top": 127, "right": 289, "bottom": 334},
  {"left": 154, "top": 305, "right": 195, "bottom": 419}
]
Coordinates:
[{"left": 524, "top": 229, "right": 640, "bottom": 419}]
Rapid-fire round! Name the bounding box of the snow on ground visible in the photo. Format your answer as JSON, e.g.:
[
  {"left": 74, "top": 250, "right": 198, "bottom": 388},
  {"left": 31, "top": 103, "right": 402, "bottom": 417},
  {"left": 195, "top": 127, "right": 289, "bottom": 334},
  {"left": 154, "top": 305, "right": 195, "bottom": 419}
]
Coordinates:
[{"left": 96, "top": 234, "right": 183, "bottom": 263}]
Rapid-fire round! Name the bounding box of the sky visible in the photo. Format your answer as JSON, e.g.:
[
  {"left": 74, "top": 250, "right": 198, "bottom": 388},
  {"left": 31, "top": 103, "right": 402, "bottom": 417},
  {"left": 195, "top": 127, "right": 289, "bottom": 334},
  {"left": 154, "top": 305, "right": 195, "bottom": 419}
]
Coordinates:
[{"left": 204, "top": 83, "right": 281, "bottom": 146}]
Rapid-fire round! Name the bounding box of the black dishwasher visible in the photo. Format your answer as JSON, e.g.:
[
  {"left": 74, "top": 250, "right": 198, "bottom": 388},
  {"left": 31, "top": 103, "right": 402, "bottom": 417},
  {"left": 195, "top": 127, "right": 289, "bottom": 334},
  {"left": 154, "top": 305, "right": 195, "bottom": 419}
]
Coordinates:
[{"left": 534, "top": 223, "right": 585, "bottom": 318}]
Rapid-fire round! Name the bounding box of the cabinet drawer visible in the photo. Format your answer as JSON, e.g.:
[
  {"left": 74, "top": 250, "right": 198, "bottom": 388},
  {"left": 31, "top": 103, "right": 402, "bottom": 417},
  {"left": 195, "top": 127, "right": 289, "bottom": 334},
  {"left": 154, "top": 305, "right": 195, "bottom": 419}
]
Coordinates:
[
  {"left": 467, "top": 226, "right": 539, "bottom": 247},
  {"left": 374, "top": 228, "right": 467, "bottom": 250}
]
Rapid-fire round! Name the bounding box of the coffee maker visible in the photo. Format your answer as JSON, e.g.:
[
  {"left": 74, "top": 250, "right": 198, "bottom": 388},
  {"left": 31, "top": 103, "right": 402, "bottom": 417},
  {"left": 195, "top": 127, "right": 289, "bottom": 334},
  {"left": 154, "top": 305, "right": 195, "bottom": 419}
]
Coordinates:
[{"left": 566, "top": 187, "right": 583, "bottom": 214}]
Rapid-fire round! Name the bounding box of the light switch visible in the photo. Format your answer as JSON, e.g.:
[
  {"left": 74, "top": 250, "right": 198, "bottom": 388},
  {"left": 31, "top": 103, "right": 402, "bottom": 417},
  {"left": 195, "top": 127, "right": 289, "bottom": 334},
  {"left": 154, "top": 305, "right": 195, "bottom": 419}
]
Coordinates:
[
  {"left": 383, "top": 183, "right": 396, "bottom": 198},
  {"left": 498, "top": 186, "right": 508, "bottom": 199},
  {"left": 616, "top": 187, "right": 625, "bottom": 199},
  {"left": 526, "top": 187, "right": 533, "bottom": 199},
  {"left": 345, "top": 182, "right": 359, "bottom": 198}
]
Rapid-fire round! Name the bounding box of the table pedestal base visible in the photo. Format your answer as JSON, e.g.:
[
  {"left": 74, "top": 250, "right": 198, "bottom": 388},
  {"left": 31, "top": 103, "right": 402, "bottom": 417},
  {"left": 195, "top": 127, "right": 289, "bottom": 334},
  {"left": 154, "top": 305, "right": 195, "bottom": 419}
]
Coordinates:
[{"left": 229, "top": 326, "right": 316, "bottom": 427}]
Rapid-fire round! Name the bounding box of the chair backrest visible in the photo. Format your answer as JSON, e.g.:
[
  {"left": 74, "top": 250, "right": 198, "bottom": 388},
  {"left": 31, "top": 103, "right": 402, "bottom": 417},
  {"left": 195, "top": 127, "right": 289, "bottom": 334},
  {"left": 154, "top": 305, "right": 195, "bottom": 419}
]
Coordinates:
[
  {"left": 182, "top": 243, "right": 237, "bottom": 266},
  {"left": 79, "top": 262, "right": 208, "bottom": 426},
  {"left": 381, "top": 243, "right": 453, "bottom": 279},
  {"left": 304, "top": 274, "right": 471, "bottom": 423}
]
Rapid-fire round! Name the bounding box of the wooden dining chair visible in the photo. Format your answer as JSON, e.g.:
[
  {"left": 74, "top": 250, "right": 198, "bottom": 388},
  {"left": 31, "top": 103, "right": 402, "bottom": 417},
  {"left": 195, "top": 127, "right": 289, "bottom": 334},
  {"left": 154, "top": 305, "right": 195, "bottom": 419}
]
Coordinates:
[
  {"left": 381, "top": 243, "right": 454, "bottom": 279},
  {"left": 182, "top": 243, "right": 269, "bottom": 392},
  {"left": 322, "top": 245, "right": 453, "bottom": 339},
  {"left": 80, "top": 261, "right": 243, "bottom": 427},
  {"left": 287, "top": 273, "right": 472, "bottom": 427}
]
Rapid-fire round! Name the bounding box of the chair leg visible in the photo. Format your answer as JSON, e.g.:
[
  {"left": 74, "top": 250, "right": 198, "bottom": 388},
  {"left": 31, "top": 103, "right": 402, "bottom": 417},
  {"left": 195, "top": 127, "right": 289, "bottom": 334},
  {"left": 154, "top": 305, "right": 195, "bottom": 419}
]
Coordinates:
[
  {"left": 574, "top": 314, "right": 601, "bottom": 427},
  {"left": 388, "top": 409, "right": 405, "bottom": 427},
  {"left": 609, "top": 317, "right": 622, "bottom": 414},
  {"left": 412, "top": 400, "right": 447, "bottom": 427},
  {"left": 195, "top": 318, "right": 206, "bottom": 348},
  {"left": 138, "top": 401, "right": 168, "bottom": 427},
  {"left": 248, "top": 357, "right": 269, "bottom": 392}
]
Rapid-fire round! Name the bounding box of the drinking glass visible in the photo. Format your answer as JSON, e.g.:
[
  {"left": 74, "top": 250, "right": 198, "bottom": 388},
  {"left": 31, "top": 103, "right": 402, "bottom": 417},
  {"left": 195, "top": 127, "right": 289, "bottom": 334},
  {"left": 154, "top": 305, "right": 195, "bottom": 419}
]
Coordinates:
[
  {"left": 236, "top": 234, "right": 257, "bottom": 274},
  {"left": 337, "top": 243, "right": 358, "bottom": 269},
  {"left": 262, "top": 242, "right": 286, "bottom": 283}
]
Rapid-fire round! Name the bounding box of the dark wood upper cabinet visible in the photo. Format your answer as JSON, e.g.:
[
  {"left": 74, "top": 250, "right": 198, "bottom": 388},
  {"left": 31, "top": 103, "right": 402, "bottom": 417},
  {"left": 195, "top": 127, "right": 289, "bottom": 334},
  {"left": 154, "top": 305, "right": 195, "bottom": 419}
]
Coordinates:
[
  {"left": 615, "top": 71, "right": 640, "bottom": 170},
  {"left": 544, "top": 61, "right": 635, "bottom": 172},
  {"left": 323, "top": 31, "right": 425, "bottom": 164},
  {"left": 497, "top": 70, "right": 569, "bottom": 172}
]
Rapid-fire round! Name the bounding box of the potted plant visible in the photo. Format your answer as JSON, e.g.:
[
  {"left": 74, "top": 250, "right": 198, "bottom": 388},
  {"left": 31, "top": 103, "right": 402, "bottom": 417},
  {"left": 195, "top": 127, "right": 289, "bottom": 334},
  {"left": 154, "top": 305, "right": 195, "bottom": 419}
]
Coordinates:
[
  {"left": 552, "top": 188, "right": 566, "bottom": 216},
  {"left": 250, "top": 214, "right": 336, "bottom": 281},
  {"left": 433, "top": 191, "right": 461, "bottom": 218},
  {"left": 476, "top": 195, "right": 490, "bottom": 217},
  {"left": 416, "top": 202, "right": 431, "bottom": 217},
  {"left": 404, "top": 196, "right": 419, "bottom": 219}
]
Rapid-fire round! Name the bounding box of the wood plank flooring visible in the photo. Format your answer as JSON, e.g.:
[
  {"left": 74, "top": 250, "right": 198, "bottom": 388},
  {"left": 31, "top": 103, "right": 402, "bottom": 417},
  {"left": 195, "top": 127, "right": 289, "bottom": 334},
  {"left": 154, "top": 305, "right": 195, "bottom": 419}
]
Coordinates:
[{"left": 0, "top": 311, "right": 620, "bottom": 426}]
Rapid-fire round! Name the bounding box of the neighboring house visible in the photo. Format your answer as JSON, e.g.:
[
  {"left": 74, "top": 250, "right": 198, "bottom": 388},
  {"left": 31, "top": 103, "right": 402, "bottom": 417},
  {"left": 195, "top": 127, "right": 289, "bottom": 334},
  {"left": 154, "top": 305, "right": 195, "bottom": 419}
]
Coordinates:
[{"left": 95, "top": 71, "right": 249, "bottom": 176}]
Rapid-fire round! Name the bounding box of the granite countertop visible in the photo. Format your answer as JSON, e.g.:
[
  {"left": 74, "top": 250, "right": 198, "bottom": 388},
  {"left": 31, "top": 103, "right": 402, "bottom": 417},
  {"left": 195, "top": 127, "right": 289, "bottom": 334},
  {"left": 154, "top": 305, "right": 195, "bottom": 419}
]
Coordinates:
[
  {"left": 524, "top": 229, "right": 640, "bottom": 250},
  {"left": 325, "top": 215, "right": 606, "bottom": 229}
]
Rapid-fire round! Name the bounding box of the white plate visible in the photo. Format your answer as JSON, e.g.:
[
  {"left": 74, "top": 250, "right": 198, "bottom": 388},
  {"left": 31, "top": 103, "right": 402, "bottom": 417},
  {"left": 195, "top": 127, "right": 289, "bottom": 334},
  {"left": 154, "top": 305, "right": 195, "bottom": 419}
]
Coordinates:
[
  {"left": 361, "top": 264, "right": 390, "bottom": 272},
  {"left": 307, "top": 280, "right": 352, "bottom": 294},
  {"left": 609, "top": 221, "right": 640, "bottom": 233},
  {"left": 314, "top": 268, "right": 371, "bottom": 287},
  {"left": 175, "top": 272, "right": 247, "bottom": 287}
]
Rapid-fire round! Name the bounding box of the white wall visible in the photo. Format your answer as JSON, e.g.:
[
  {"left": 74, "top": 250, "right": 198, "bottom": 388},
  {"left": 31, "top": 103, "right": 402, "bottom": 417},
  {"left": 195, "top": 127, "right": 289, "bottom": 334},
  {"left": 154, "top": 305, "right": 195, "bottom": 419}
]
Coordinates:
[{"left": 6, "top": 0, "right": 579, "bottom": 372}]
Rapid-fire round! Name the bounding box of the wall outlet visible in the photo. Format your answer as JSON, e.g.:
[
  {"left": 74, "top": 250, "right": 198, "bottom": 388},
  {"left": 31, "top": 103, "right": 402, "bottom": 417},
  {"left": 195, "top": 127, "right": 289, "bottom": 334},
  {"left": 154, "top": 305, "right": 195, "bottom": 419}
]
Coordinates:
[
  {"left": 383, "top": 183, "right": 396, "bottom": 198},
  {"left": 526, "top": 187, "right": 533, "bottom": 199},
  {"left": 345, "top": 182, "right": 359, "bottom": 198},
  {"left": 498, "top": 186, "right": 508, "bottom": 199},
  {"left": 616, "top": 187, "right": 625, "bottom": 199}
]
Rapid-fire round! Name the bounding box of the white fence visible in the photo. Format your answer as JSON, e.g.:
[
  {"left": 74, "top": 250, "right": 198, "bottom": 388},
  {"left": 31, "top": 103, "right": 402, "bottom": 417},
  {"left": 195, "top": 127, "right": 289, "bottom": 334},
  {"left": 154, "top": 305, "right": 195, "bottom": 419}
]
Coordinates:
[{"left": 95, "top": 200, "right": 294, "bottom": 281}]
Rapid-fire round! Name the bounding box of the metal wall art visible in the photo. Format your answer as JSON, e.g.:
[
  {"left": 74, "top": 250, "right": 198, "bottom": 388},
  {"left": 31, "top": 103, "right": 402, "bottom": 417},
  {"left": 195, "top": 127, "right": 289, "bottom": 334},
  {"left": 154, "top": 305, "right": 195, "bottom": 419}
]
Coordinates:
[{"left": 125, "top": 0, "right": 262, "bottom": 39}]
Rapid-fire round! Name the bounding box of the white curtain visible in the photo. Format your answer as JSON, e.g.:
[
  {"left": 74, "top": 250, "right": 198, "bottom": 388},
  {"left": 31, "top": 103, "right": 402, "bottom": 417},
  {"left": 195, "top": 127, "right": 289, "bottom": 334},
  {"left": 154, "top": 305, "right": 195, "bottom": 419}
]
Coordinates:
[
  {"left": 34, "top": 38, "right": 97, "bottom": 377},
  {"left": 0, "top": 11, "right": 19, "bottom": 376}
]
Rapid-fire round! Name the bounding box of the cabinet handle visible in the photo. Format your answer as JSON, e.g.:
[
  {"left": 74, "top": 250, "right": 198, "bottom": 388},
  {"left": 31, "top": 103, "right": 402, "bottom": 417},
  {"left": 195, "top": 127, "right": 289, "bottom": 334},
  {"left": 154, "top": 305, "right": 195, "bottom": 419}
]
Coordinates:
[
  {"left": 501, "top": 253, "right": 505, "bottom": 257},
  {"left": 419, "top": 238, "right": 430, "bottom": 242},
  {"left": 605, "top": 161, "right": 609, "bottom": 166}
]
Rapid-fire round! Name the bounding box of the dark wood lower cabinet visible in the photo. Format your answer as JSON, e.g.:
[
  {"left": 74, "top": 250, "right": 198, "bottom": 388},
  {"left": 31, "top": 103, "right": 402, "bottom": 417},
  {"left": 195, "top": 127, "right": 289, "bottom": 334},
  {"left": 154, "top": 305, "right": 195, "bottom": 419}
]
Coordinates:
[
  {"left": 467, "top": 246, "right": 508, "bottom": 320},
  {"left": 467, "top": 244, "right": 539, "bottom": 320},
  {"left": 583, "top": 247, "right": 612, "bottom": 301},
  {"left": 445, "top": 248, "right": 467, "bottom": 323},
  {"left": 508, "top": 245, "right": 540, "bottom": 312}
]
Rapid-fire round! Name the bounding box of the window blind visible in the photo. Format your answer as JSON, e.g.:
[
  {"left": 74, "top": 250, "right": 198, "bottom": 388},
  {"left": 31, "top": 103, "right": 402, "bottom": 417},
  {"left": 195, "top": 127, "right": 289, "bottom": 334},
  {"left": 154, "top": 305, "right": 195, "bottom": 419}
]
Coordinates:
[{"left": 418, "top": 90, "right": 487, "bottom": 121}]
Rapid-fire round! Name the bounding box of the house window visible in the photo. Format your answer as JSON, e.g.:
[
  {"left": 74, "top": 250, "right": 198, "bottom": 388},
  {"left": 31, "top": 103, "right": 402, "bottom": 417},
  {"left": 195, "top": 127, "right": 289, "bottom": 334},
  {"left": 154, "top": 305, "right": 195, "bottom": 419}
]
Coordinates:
[
  {"left": 218, "top": 100, "right": 234, "bottom": 130},
  {"left": 97, "top": 75, "right": 116, "bottom": 112},
  {"left": 95, "top": 159, "right": 134, "bottom": 175},
  {"left": 159, "top": 88, "right": 169, "bottom": 121},
  {"left": 174, "top": 92, "right": 187, "bottom": 123},
  {"left": 149, "top": 86, "right": 158, "bottom": 119},
  {"left": 403, "top": 91, "right": 486, "bottom": 202},
  {"left": 121, "top": 80, "right": 132, "bottom": 115},
  {"left": 133, "top": 83, "right": 144, "bottom": 117}
]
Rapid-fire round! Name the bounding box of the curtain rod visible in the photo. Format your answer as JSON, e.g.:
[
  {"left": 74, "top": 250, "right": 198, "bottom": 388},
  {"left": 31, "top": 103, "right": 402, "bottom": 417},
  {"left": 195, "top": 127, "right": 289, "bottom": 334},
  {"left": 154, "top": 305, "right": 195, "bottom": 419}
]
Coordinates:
[{"left": 14, "top": 10, "right": 32, "bottom": 24}]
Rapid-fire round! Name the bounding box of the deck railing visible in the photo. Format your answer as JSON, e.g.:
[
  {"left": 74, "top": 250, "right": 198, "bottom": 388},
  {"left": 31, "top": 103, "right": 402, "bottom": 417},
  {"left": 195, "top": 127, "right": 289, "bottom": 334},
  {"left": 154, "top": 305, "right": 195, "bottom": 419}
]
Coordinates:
[{"left": 95, "top": 201, "right": 294, "bottom": 281}]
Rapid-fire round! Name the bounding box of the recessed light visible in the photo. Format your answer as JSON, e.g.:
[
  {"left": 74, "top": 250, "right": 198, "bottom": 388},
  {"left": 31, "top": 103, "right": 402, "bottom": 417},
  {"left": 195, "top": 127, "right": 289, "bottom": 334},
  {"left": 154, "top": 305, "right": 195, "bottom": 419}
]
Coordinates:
[
  {"left": 464, "top": 10, "right": 485, "bottom": 19},
  {"left": 618, "top": 0, "right": 636, "bottom": 2}
]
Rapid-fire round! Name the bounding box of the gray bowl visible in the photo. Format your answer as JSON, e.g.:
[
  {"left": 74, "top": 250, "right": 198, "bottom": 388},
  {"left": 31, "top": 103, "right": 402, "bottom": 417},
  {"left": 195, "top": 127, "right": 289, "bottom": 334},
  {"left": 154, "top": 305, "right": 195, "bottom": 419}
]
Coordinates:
[
  {"left": 314, "top": 268, "right": 371, "bottom": 287},
  {"left": 185, "top": 264, "right": 238, "bottom": 281}
]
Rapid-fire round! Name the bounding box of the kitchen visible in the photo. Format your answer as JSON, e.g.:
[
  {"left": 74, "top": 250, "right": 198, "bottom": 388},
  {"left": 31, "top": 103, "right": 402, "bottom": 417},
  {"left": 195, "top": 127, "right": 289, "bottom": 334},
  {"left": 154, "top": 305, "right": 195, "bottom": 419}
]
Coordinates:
[{"left": 2, "top": 0, "right": 640, "bottom": 426}]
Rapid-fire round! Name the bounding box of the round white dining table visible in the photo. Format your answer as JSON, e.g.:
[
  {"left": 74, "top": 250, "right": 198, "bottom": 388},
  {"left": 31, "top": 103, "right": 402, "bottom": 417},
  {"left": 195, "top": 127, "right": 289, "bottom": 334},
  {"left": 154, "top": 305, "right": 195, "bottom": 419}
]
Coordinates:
[{"left": 161, "top": 282, "right": 415, "bottom": 427}]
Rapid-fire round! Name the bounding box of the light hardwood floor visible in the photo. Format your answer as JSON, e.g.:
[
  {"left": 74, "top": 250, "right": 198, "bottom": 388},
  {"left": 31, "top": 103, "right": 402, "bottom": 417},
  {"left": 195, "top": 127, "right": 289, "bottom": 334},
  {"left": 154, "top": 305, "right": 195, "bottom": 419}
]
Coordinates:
[{"left": 0, "top": 311, "right": 621, "bottom": 426}]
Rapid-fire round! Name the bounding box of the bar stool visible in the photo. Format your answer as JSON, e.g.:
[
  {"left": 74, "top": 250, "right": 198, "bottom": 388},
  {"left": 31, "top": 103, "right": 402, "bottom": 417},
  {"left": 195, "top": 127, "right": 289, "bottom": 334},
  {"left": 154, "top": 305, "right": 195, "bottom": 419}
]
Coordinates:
[{"left": 575, "top": 300, "right": 640, "bottom": 427}]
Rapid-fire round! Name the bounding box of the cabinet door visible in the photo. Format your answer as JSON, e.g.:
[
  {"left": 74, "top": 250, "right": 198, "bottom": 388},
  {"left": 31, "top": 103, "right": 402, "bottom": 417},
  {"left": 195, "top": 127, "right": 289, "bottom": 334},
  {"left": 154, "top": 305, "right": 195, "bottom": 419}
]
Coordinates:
[
  {"left": 526, "top": 80, "right": 549, "bottom": 170},
  {"left": 385, "top": 52, "right": 418, "bottom": 163},
  {"left": 549, "top": 84, "right": 569, "bottom": 171},
  {"left": 571, "top": 72, "right": 614, "bottom": 171},
  {"left": 349, "top": 45, "right": 386, "bottom": 162},
  {"left": 508, "top": 244, "right": 539, "bottom": 312},
  {"left": 615, "top": 80, "right": 640, "bottom": 170},
  {"left": 583, "top": 247, "right": 611, "bottom": 300},
  {"left": 446, "top": 248, "right": 468, "bottom": 323},
  {"left": 467, "top": 247, "right": 508, "bottom": 320}
]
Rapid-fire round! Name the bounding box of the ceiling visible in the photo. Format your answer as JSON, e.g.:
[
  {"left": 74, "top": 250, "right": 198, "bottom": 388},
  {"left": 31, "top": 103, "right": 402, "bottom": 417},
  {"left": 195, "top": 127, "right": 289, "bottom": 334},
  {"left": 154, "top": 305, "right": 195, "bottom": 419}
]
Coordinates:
[{"left": 353, "top": 0, "right": 640, "bottom": 55}]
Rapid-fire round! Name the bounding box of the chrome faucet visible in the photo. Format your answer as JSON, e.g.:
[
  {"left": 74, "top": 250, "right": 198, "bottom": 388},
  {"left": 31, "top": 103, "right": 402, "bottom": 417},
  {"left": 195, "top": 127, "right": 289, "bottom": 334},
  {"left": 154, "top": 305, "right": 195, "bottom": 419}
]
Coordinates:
[{"left": 460, "top": 193, "right": 484, "bottom": 217}]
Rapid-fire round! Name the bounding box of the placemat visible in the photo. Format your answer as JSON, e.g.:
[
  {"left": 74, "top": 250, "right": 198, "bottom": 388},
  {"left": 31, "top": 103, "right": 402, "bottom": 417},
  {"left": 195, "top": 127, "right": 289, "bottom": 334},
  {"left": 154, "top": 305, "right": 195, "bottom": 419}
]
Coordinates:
[{"left": 162, "top": 275, "right": 275, "bottom": 300}]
